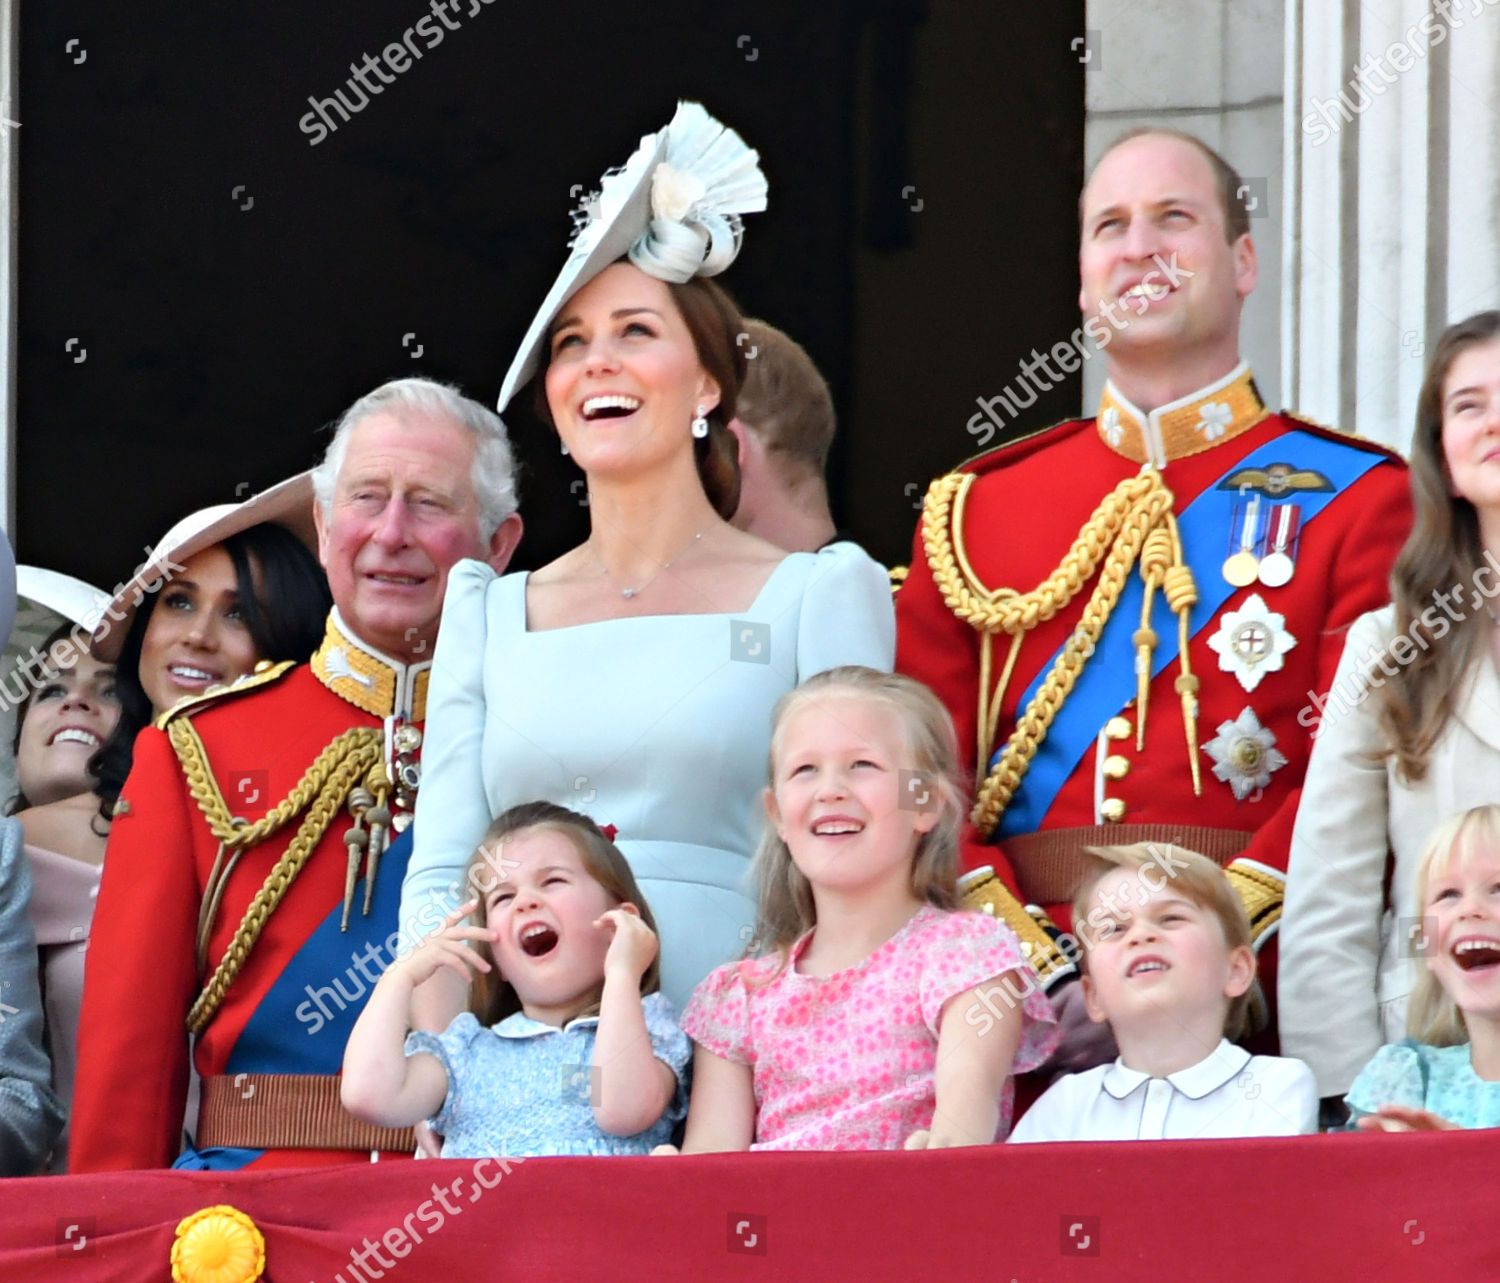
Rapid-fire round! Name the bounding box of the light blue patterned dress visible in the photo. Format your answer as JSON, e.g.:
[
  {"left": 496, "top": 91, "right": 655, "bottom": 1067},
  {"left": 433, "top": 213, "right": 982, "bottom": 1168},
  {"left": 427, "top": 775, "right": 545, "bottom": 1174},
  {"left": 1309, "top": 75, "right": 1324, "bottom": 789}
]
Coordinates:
[
  {"left": 402, "top": 544, "right": 896, "bottom": 1009},
  {"left": 1344, "top": 1039, "right": 1500, "bottom": 1129},
  {"left": 404, "top": 992, "right": 691, "bottom": 1156}
]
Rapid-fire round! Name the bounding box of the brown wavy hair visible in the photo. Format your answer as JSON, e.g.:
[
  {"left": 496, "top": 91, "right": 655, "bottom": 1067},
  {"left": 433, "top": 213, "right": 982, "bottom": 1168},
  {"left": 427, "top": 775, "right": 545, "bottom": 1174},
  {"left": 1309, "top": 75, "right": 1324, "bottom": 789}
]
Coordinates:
[
  {"left": 1375, "top": 311, "right": 1500, "bottom": 782},
  {"left": 463, "top": 801, "right": 661, "bottom": 1025},
  {"left": 536, "top": 267, "right": 744, "bottom": 520}
]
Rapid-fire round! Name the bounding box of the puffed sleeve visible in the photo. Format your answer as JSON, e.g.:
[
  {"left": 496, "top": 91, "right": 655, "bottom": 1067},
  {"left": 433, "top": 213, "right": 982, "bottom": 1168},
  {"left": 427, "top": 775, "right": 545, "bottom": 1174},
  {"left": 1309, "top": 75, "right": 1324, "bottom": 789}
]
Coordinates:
[
  {"left": 403, "top": 560, "right": 502, "bottom": 945},
  {"left": 916, "top": 910, "right": 1059, "bottom": 1075},
  {"left": 680, "top": 961, "right": 756, "bottom": 1064},
  {"left": 71, "top": 728, "right": 201, "bottom": 1171},
  {"left": 1279, "top": 607, "right": 1393, "bottom": 1097},
  {"left": 405, "top": 1011, "right": 483, "bottom": 1136},
  {"left": 795, "top": 542, "right": 896, "bottom": 677},
  {"left": 1344, "top": 1040, "right": 1427, "bottom": 1122},
  {"left": 640, "top": 992, "right": 692, "bottom": 1122},
  {"left": 0, "top": 818, "right": 62, "bottom": 1175}
]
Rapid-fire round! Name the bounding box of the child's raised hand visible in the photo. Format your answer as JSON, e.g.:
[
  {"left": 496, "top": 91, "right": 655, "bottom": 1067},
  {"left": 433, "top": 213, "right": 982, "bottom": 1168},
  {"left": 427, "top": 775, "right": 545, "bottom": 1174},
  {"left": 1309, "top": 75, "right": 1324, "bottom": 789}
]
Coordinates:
[
  {"left": 595, "top": 904, "right": 658, "bottom": 981},
  {"left": 1355, "top": 1104, "right": 1458, "bottom": 1133},
  {"left": 387, "top": 901, "right": 496, "bottom": 990}
]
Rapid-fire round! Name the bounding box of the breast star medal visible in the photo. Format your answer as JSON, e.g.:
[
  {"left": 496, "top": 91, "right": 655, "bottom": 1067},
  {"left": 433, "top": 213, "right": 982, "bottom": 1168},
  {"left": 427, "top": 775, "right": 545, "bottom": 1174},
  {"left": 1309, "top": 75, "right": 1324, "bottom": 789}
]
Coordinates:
[
  {"left": 1203, "top": 707, "right": 1287, "bottom": 801},
  {"left": 1207, "top": 593, "right": 1297, "bottom": 693}
]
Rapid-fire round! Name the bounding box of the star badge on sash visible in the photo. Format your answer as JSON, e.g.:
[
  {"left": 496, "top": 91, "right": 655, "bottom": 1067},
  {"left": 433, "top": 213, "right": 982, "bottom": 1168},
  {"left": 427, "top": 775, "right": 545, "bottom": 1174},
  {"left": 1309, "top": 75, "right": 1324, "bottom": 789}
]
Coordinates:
[
  {"left": 1208, "top": 593, "right": 1296, "bottom": 693},
  {"left": 1203, "top": 707, "right": 1287, "bottom": 801}
]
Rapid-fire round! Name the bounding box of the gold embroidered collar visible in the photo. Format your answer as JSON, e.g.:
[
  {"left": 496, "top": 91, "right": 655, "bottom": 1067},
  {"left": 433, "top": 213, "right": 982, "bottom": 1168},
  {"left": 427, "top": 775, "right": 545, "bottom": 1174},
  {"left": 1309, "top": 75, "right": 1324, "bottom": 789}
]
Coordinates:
[
  {"left": 1096, "top": 363, "right": 1268, "bottom": 467},
  {"left": 310, "top": 609, "right": 430, "bottom": 721}
]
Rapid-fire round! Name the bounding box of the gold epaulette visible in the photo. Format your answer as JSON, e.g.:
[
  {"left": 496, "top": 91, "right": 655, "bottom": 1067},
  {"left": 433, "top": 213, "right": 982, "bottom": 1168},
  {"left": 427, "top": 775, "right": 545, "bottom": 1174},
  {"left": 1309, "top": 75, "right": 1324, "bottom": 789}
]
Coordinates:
[
  {"left": 888, "top": 564, "right": 908, "bottom": 596},
  {"left": 155, "top": 660, "right": 299, "bottom": 729},
  {"left": 1223, "top": 858, "right": 1285, "bottom": 951},
  {"left": 959, "top": 866, "right": 1075, "bottom": 989}
]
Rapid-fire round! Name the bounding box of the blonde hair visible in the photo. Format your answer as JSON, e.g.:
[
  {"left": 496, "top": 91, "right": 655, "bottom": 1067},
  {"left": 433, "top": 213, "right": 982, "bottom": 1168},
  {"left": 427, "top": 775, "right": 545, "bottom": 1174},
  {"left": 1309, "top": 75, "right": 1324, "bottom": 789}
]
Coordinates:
[
  {"left": 1406, "top": 804, "right": 1500, "bottom": 1046},
  {"left": 463, "top": 801, "right": 661, "bottom": 1025},
  {"left": 750, "top": 667, "right": 964, "bottom": 960},
  {"left": 1072, "top": 843, "right": 1255, "bottom": 1041}
]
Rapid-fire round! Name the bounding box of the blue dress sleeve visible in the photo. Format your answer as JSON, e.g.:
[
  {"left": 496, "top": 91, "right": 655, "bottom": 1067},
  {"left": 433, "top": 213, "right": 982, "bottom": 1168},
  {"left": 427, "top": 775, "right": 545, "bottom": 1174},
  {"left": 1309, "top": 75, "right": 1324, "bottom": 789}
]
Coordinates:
[
  {"left": 795, "top": 542, "right": 896, "bottom": 677},
  {"left": 641, "top": 992, "right": 693, "bottom": 1123},
  {"left": 405, "top": 1011, "right": 484, "bottom": 1136},
  {"left": 1344, "top": 1040, "right": 1428, "bottom": 1122},
  {"left": 0, "top": 818, "right": 63, "bottom": 1174},
  {"left": 402, "top": 560, "right": 501, "bottom": 945}
]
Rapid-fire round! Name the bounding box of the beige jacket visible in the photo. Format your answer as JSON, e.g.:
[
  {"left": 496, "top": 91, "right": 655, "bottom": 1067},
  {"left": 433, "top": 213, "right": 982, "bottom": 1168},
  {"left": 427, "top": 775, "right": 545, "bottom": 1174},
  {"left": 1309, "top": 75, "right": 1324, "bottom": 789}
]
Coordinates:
[{"left": 1279, "top": 605, "right": 1500, "bottom": 1096}]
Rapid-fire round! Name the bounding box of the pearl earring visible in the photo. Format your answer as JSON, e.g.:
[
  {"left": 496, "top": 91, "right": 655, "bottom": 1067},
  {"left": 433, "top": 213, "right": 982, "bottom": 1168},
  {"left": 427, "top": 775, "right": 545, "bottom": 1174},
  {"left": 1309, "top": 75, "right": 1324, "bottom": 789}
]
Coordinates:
[{"left": 691, "top": 406, "right": 709, "bottom": 439}]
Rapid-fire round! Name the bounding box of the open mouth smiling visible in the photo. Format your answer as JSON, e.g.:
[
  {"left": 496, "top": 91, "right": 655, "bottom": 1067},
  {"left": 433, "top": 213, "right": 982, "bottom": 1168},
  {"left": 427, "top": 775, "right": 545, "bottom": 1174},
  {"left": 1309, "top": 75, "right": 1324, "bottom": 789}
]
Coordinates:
[
  {"left": 580, "top": 395, "right": 642, "bottom": 422},
  {"left": 518, "top": 922, "right": 560, "bottom": 958},
  {"left": 49, "top": 727, "right": 101, "bottom": 749},
  {"left": 1452, "top": 937, "right": 1500, "bottom": 972}
]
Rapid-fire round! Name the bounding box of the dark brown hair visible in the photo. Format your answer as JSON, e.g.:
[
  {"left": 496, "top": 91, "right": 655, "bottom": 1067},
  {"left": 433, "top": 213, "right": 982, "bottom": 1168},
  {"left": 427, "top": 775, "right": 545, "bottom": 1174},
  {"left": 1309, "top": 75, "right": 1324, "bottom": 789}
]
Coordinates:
[
  {"left": 536, "top": 264, "right": 745, "bottom": 520},
  {"left": 1376, "top": 310, "right": 1500, "bottom": 781},
  {"left": 464, "top": 800, "right": 661, "bottom": 1025},
  {"left": 1082, "top": 128, "right": 1252, "bottom": 243}
]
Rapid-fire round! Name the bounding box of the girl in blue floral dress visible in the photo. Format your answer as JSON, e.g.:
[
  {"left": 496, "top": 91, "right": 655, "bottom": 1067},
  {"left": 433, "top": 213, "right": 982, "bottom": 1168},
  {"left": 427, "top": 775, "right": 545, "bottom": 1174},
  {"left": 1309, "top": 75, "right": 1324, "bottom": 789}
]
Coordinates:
[{"left": 343, "top": 803, "right": 689, "bottom": 1156}]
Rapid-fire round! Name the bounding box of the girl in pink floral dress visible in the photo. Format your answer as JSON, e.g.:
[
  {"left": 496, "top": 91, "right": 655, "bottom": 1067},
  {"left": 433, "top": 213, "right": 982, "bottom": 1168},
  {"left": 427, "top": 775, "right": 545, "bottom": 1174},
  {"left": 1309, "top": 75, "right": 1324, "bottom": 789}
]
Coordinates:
[{"left": 667, "top": 667, "right": 1057, "bottom": 1152}]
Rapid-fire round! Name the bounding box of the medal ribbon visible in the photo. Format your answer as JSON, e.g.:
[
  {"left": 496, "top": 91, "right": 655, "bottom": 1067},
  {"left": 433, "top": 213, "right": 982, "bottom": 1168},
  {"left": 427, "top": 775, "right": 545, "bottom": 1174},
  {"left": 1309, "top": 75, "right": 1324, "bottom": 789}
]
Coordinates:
[{"left": 995, "top": 429, "right": 1388, "bottom": 838}]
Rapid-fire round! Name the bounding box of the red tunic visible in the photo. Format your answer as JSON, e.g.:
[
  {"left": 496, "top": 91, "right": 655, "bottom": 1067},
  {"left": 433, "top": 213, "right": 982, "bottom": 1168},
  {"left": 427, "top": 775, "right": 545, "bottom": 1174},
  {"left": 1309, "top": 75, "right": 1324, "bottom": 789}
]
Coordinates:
[
  {"left": 71, "top": 615, "right": 429, "bottom": 1170},
  {"left": 896, "top": 370, "right": 1411, "bottom": 1037}
]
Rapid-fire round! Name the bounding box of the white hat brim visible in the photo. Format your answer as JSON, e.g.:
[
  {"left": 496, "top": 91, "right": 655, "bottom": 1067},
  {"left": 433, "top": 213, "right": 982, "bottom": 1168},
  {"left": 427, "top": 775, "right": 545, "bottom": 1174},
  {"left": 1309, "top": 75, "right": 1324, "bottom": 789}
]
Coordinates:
[
  {"left": 496, "top": 131, "right": 668, "bottom": 413},
  {"left": 90, "top": 471, "right": 319, "bottom": 662},
  {"left": 14, "top": 568, "right": 109, "bottom": 629}
]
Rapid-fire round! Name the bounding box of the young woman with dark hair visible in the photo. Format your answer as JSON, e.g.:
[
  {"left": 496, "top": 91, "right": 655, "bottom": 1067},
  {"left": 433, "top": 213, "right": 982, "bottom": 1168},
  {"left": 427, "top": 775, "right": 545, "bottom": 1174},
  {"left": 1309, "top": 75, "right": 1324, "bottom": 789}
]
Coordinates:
[
  {"left": 1281, "top": 311, "right": 1500, "bottom": 1111},
  {"left": 9, "top": 485, "right": 329, "bottom": 1169}
]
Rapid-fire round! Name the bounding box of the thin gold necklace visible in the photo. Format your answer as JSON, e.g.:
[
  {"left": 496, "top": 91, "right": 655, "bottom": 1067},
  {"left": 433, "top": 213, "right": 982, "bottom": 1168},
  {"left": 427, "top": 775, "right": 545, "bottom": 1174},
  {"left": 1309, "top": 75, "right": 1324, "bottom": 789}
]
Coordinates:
[{"left": 591, "top": 529, "right": 704, "bottom": 599}]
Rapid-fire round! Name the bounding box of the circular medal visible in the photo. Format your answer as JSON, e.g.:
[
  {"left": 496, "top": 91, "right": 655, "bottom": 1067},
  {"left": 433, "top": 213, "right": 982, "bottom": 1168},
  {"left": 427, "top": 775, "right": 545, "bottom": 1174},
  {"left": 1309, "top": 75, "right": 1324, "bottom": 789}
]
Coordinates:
[
  {"left": 1258, "top": 551, "right": 1294, "bottom": 588},
  {"left": 1222, "top": 551, "right": 1260, "bottom": 587}
]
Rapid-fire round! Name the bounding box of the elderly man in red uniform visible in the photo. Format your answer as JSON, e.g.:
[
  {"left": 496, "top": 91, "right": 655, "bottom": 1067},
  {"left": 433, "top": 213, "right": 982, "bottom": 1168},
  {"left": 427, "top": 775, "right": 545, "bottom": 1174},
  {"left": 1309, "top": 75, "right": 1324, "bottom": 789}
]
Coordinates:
[
  {"left": 71, "top": 378, "right": 522, "bottom": 1169},
  {"left": 896, "top": 130, "right": 1410, "bottom": 1062}
]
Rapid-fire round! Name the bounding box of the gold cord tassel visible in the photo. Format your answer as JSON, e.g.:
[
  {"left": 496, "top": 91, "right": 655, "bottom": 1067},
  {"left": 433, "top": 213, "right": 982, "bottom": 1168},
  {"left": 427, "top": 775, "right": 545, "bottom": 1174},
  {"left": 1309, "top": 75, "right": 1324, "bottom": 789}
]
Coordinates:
[
  {"left": 1163, "top": 514, "right": 1202, "bottom": 795},
  {"left": 362, "top": 766, "right": 393, "bottom": 916},
  {"left": 1134, "top": 526, "right": 1173, "bottom": 749}
]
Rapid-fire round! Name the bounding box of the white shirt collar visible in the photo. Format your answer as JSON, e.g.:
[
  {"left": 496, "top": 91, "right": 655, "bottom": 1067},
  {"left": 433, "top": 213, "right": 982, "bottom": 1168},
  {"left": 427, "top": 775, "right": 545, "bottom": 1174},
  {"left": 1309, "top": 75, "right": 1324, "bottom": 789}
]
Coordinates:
[{"left": 1101, "top": 1039, "right": 1251, "bottom": 1101}]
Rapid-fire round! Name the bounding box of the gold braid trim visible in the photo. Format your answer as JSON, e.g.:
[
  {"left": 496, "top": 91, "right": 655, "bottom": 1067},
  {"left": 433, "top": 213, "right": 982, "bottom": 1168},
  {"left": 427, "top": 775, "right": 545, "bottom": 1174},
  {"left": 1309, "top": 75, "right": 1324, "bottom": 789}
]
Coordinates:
[
  {"left": 169, "top": 721, "right": 384, "bottom": 1034},
  {"left": 923, "top": 469, "right": 1195, "bottom": 839}
]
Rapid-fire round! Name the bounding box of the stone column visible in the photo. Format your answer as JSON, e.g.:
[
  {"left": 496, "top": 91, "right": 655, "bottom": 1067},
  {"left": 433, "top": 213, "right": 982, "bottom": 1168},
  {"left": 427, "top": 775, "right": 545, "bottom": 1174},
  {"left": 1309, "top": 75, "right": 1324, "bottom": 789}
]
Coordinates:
[{"left": 1284, "top": 0, "right": 1500, "bottom": 450}]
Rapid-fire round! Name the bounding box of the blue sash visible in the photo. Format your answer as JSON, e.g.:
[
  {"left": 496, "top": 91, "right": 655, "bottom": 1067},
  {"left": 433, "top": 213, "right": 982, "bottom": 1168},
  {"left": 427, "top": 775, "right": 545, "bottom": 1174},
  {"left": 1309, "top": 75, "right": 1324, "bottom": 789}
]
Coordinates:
[
  {"left": 995, "top": 430, "right": 1386, "bottom": 838},
  {"left": 174, "top": 826, "right": 415, "bottom": 1171}
]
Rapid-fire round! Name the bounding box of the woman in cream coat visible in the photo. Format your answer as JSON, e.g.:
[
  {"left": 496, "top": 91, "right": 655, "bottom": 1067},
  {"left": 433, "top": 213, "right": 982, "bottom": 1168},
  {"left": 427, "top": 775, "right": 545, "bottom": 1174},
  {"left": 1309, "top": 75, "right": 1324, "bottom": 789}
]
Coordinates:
[{"left": 1280, "top": 311, "right": 1500, "bottom": 1103}]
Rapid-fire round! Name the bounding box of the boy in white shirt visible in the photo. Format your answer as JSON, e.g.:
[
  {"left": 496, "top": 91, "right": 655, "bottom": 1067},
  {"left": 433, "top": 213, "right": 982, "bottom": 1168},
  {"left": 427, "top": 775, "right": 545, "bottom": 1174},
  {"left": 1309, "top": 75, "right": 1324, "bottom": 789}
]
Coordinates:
[{"left": 1010, "top": 843, "right": 1318, "bottom": 1141}]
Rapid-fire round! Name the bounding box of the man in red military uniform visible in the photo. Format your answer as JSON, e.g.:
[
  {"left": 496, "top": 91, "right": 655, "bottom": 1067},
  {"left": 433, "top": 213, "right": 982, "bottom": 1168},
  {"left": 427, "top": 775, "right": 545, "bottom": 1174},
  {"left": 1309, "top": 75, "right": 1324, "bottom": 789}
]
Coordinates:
[
  {"left": 70, "top": 378, "right": 522, "bottom": 1170},
  {"left": 896, "top": 130, "right": 1411, "bottom": 1062}
]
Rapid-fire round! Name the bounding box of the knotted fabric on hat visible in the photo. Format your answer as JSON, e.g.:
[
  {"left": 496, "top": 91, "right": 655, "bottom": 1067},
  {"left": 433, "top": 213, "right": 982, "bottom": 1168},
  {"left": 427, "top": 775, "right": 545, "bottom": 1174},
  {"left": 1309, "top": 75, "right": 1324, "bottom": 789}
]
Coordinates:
[{"left": 496, "top": 101, "right": 768, "bottom": 411}]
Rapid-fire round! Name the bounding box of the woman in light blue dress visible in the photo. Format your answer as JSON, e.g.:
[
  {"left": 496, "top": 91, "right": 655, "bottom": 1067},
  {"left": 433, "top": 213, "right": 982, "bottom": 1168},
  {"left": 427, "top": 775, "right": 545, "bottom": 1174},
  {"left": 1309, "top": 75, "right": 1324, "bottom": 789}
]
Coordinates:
[{"left": 402, "top": 104, "right": 895, "bottom": 1011}]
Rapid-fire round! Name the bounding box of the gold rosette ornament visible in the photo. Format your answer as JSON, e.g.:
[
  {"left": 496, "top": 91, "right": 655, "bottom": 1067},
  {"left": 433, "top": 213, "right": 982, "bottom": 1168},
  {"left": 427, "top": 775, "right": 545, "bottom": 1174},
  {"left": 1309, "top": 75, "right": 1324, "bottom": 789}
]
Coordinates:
[{"left": 171, "top": 1205, "right": 266, "bottom": 1283}]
